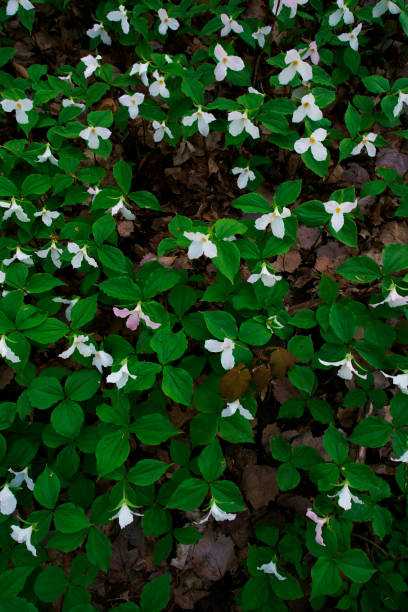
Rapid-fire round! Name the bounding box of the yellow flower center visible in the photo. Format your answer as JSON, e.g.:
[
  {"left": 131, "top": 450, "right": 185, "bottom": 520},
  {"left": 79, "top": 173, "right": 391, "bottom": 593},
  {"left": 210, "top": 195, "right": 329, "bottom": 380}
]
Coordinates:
[
  {"left": 293, "top": 60, "right": 299, "bottom": 66},
  {"left": 17, "top": 103, "right": 22, "bottom": 109},
  {"left": 131, "top": 99, "right": 136, "bottom": 104},
  {"left": 91, "top": 128, "right": 96, "bottom": 133},
  {"left": 222, "top": 57, "right": 228, "bottom": 63},
  {"left": 304, "top": 102, "right": 310, "bottom": 107},
  {"left": 244, "top": 168, "right": 249, "bottom": 173},
  {"left": 201, "top": 236, "right": 207, "bottom": 242},
  {"left": 164, "top": 17, "right": 168, "bottom": 22},
  {"left": 336, "top": 207, "right": 341, "bottom": 213},
  {"left": 310, "top": 137, "right": 316, "bottom": 143}
]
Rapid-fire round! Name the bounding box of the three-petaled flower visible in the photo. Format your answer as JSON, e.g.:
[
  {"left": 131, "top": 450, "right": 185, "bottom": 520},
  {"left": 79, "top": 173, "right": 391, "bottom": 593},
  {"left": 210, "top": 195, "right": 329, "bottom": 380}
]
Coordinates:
[
  {"left": 113, "top": 302, "right": 161, "bottom": 330},
  {"left": 68, "top": 242, "right": 98, "bottom": 268},
  {"left": 220, "top": 14, "right": 243, "bottom": 37},
  {"left": 272, "top": 0, "right": 308, "bottom": 18},
  {"left": 248, "top": 263, "right": 282, "bottom": 287},
  {"left": 373, "top": 0, "right": 400, "bottom": 18},
  {"left": 319, "top": 353, "right": 367, "bottom": 380},
  {"left": 6, "top": 0, "right": 34, "bottom": 15},
  {"left": 331, "top": 482, "right": 363, "bottom": 511},
  {"left": 119, "top": 93, "right": 145, "bottom": 119},
  {"left": 157, "top": 8, "right": 179, "bottom": 35},
  {"left": 3, "top": 246, "right": 34, "bottom": 266},
  {"left": 221, "top": 400, "right": 253, "bottom": 420},
  {"left": 11, "top": 524, "right": 36, "bottom": 556},
  {"left": 86, "top": 23, "right": 112, "bottom": 45},
  {"left": 300, "top": 40, "right": 319, "bottom": 65},
  {"left": 108, "top": 196, "right": 135, "bottom": 220},
  {"left": 91, "top": 348, "right": 113, "bottom": 373},
  {"left": 129, "top": 62, "right": 150, "bottom": 86},
  {"left": 329, "top": 0, "right": 354, "bottom": 26},
  {"left": 107, "top": 4, "right": 129, "bottom": 34},
  {"left": 152, "top": 120, "right": 173, "bottom": 142},
  {"left": 213, "top": 43, "right": 244, "bottom": 82},
  {"left": 0, "top": 197, "right": 30, "bottom": 223},
  {"left": 338, "top": 23, "right": 362, "bottom": 51},
  {"left": 381, "top": 370, "right": 408, "bottom": 395},
  {"left": 306, "top": 508, "right": 328, "bottom": 546},
  {"left": 36, "top": 241, "right": 63, "bottom": 268},
  {"left": 204, "top": 337, "right": 235, "bottom": 370},
  {"left": 393, "top": 92, "right": 408, "bottom": 117},
  {"left": 184, "top": 231, "right": 217, "bottom": 259},
  {"left": 323, "top": 199, "right": 357, "bottom": 232},
  {"left": 182, "top": 107, "right": 216, "bottom": 137},
  {"left": 59, "top": 334, "right": 94, "bottom": 359},
  {"left": 257, "top": 560, "right": 286, "bottom": 580},
  {"left": 278, "top": 49, "right": 313, "bottom": 85},
  {"left": 228, "top": 110, "right": 259, "bottom": 139},
  {"left": 351, "top": 132, "right": 377, "bottom": 157},
  {"left": 34, "top": 207, "right": 60, "bottom": 226},
  {"left": 36, "top": 143, "right": 58, "bottom": 165},
  {"left": 372, "top": 285, "right": 408, "bottom": 308},
  {"left": 106, "top": 360, "right": 137, "bottom": 389},
  {"left": 79, "top": 124, "right": 111, "bottom": 150},
  {"left": 294, "top": 128, "right": 328, "bottom": 161},
  {"left": 1, "top": 98, "right": 33, "bottom": 124},
  {"left": 196, "top": 500, "right": 236, "bottom": 523},
  {"left": 254, "top": 207, "right": 291, "bottom": 239},
  {"left": 81, "top": 54, "right": 101, "bottom": 79},
  {"left": 149, "top": 71, "right": 169, "bottom": 98},
  {"left": 9, "top": 467, "right": 34, "bottom": 490},
  {"left": 292, "top": 93, "right": 322, "bottom": 123},
  {"left": 110, "top": 501, "right": 143, "bottom": 528},
  {"left": 252, "top": 25, "right": 271, "bottom": 48},
  {"left": 232, "top": 165, "right": 255, "bottom": 189}
]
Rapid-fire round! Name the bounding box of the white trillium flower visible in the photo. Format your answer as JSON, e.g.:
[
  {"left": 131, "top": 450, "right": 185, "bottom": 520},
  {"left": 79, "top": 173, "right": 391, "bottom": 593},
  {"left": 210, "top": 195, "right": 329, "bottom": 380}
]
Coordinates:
[
  {"left": 319, "top": 353, "right": 367, "bottom": 380},
  {"left": 183, "top": 231, "right": 217, "bottom": 259},
  {"left": 294, "top": 128, "right": 328, "bottom": 161},
  {"left": 372, "top": 286, "right": 408, "bottom": 308},
  {"left": 36, "top": 143, "right": 58, "bottom": 165},
  {"left": 68, "top": 242, "right": 98, "bottom": 268},
  {"left": 204, "top": 337, "right": 235, "bottom": 370},
  {"left": 220, "top": 14, "right": 243, "bottom": 36},
  {"left": 108, "top": 196, "right": 135, "bottom": 220},
  {"left": 36, "top": 241, "right": 63, "bottom": 268},
  {"left": 393, "top": 92, "right": 408, "bottom": 117},
  {"left": 149, "top": 71, "right": 169, "bottom": 98},
  {"left": 351, "top": 132, "right": 377, "bottom": 157},
  {"left": 266, "top": 315, "right": 285, "bottom": 331},
  {"left": 278, "top": 49, "right": 313, "bottom": 85},
  {"left": 373, "top": 0, "right": 401, "bottom": 18},
  {"left": 87, "top": 186, "right": 100, "bottom": 202},
  {"left": 86, "top": 23, "right": 112, "bottom": 45},
  {"left": 272, "top": 0, "right": 308, "bottom": 18},
  {"left": 392, "top": 449, "right": 408, "bottom": 463},
  {"left": 232, "top": 166, "right": 255, "bottom": 189},
  {"left": 79, "top": 125, "right": 111, "bottom": 150},
  {"left": 9, "top": 467, "right": 34, "bottom": 490},
  {"left": 329, "top": 0, "right": 354, "bottom": 26},
  {"left": 197, "top": 500, "right": 236, "bottom": 523},
  {"left": 92, "top": 349, "right": 114, "bottom": 373},
  {"left": 157, "top": 8, "right": 179, "bottom": 35},
  {"left": 0, "top": 335, "right": 20, "bottom": 363},
  {"left": 81, "top": 54, "right": 101, "bottom": 79},
  {"left": 1, "top": 98, "right": 33, "bottom": 124},
  {"left": 152, "top": 120, "right": 173, "bottom": 142},
  {"left": 58, "top": 73, "right": 73, "bottom": 85},
  {"left": 3, "top": 246, "right": 34, "bottom": 266},
  {"left": 52, "top": 297, "right": 79, "bottom": 321},
  {"left": 257, "top": 560, "right": 287, "bottom": 580},
  {"left": 59, "top": 334, "right": 94, "bottom": 359},
  {"left": 292, "top": 93, "right": 322, "bottom": 123},
  {"left": 0, "top": 485, "right": 17, "bottom": 515},
  {"left": 10, "top": 525, "right": 36, "bottom": 556},
  {"left": 323, "top": 199, "right": 357, "bottom": 232},
  {"left": 6, "top": 0, "right": 34, "bottom": 15},
  {"left": 381, "top": 371, "right": 408, "bottom": 395},
  {"left": 252, "top": 26, "right": 271, "bottom": 48},
  {"left": 0, "top": 197, "right": 30, "bottom": 223},
  {"left": 129, "top": 62, "right": 150, "bottom": 86},
  {"left": 228, "top": 110, "right": 260, "bottom": 139},
  {"left": 255, "top": 207, "right": 291, "bottom": 239},
  {"left": 119, "top": 93, "right": 145, "bottom": 119},
  {"left": 34, "top": 207, "right": 60, "bottom": 226},
  {"left": 214, "top": 43, "right": 244, "bottom": 82},
  {"left": 248, "top": 263, "right": 282, "bottom": 287},
  {"left": 300, "top": 40, "right": 319, "bottom": 65},
  {"left": 221, "top": 400, "right": 253, "bottom": 420},
  {"left": 182, "top": 107, "right": 216, "bottom": 137},
  {"left": 106, "top": 360, "right": 137, "bottom": 389},
  {"left": 248, "top": 87, "right": 264, "bottom": 95},
  {"left": 338, "top": 23, "right": 362, "bottom": 52},
  {"left": 107, "top": 5, "right": 129, "bottom": 34},
  {"left": 110, "top": 501, "right": 143, "bottom": 528},
  {"left": 332, "top": 483, "right": 363, "bottom": 511},
  {"left": 62, "top": 97, "right": 86, "bottom": 110},
  {"left": 0, "top": 270, "right": 5, "bottom": 283}
]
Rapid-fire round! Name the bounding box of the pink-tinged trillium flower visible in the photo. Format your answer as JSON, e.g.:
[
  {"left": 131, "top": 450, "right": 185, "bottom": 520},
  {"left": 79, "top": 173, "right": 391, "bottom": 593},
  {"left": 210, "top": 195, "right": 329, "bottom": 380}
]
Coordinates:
[
  {"left": 228, "top": 111, "right": 260, "bottom": 139},
  {"left": 323, "top": 199, "right": 357, "bottom": 232},
  {"left": 319, "top": 353, "right": 367, "bottom": 380},
  {"left": 213, "top": 43, "right": 244, "bottom": 82},
  {"left": 372, "top": 286, "right": 408, "bottom": 308},
  {"left": 255, "top": 207, "right": 291, "bottom": 239},
  {"left": 9, "top": 467, "right": 34, "bottom": 490},
  {"left": 257, "top": 560, "right": 286, "bottom": 580},
  {"left": 106, "top": 360, "right": 137, "bottom": 389},
  {"left": 52, "top": 297, "right": 79, "bottom": 321},
  {"left": 86, "top": 23, "right": 112, "bottom": 45},
  {"left": 149, "top": 71, "right": 169, "bottom": 98},
  {"left": 278, "top": 49, "right": 313, "bottom": 85},
  {"left": 306, "top": 508, "right": 328, "bottom": 546},
  {"left": 204, "top": 337, "right": 235, "bottom": 370},
  {"left": 119, "top": 93, "right": 145, "bottom": 119},
  {"left": 232, "top": 166, "right": 255, "bottom": 189},
  {"left": 184, "top": 232, "right": 217, "bottom": 259},
  {"left": 152, "top": 120, "right": 173, "bottom": 142},
  {"left": 221, "top": 400, "right": 253, "bottom": 420},
  {"left": 108, "top": 196, "right": 135, "bottom": 220},
  {"left": 381, "top": 371, "right": 408, "bottom": 395},
  {"left": 110, "top": 501, "right": 143, "bottom": 528},
  {"left": 182, "top": 107, "right": 216, "bottom": 137},
  {"left": 0, "top": 335, "right": 20, "bottom": 363},
  {"left": 392, "top": 449, "right": 408, "bottom": 463},
  {"left": 373, "top": 0, "right": 401, "bottom": 18},
  {"left": 36, "top": 143, "right": 58, "bottom": 165},
  {"left": 158, "top": 8, "right": 179, "bottom": 35},
  {"left": 88, "top": 186, "right": 100, "bottom": 202},
  {"left": 62, "top": 97, "right": 86, "bottom": 110},
  {"left": 393, "top": 92, "right": 408, "bottom": 117},
  {"left": 11, "top": 525, "right": 36, "bottom": 556},
  {"left": 107, "top": 4, "right": 129, "bottom": 34},
  {"left": 331, "top": 482, "right": 363, "bottom": 511},
  {"left": 81, "top": 54, "right": 102, "bottom": 79},
  {"left": 3, "top": 247, "right": 34, "bottom": 266},
  {"left": 92, "top": 349, "right": 113, "bottom": 373},
  {"left": 329, "top": 0, "right": 354, "bottom": 26},
  {"left": 1, "top": 98, "right": 33, "bottom": 124},
  {"left": 34, "top": 207, "right": 60, "bottom": 226},
  {"left": 6, "top": 0, "right": 34, "bottom": 15},
  {"left": 0, "top": 197, "right": 30, "bottom": 223},
  {"left": 113, "top": 303, "right": 161, "bottom": 331},
  {"left": 300, "top": 40, "right": 319, "bottom": 64},
  {"left": 129, "top": 62, "right": 150, "bottom": 86},
  {"left": 59, "top": 334, "right": 94, "bottom": 359},
  {"left": 294, "top": 128, "right": 328, "bottom": 161},
  {"left": 351, "top": 133, "right": 377, "bottom": 157},
  {"left": 220, "top": 14, "right": 243, "bottom": 36},
  {"left": 79, "top": 125, "right": 111, "bottom": 150},
  {"left": 68, "top": 242, "right": 98, "bottom": 268},
  {"left": 248, "top": 263, "right": 282, "bottom": 287},
  {"left": 252, "top": 26, "right": 271, "bottom": 48},
  {"left": 272, "top": 0, "right": 308, "bottom": 18},
  {"left": 196, "top": 500, "right": 236, "bottom": 523},
  {"left": 0, "top": 485, "right": 17, "bottom": 515},
  {"left": 338, "top": 23, "right": 362, "bottom": 51},
  {"left": 292, "top": 93, "right": 322, "bottom": 122},
  {"left": 36, "top": 241, "right": 63, "bottom": 268}
]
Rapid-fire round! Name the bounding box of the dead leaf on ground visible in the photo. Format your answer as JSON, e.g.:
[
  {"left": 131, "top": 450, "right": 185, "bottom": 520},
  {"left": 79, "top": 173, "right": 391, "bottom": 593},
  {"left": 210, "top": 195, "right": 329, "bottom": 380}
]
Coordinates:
[
  {"left": 242, "top": 465, "right": 279, "bottom": 510},
  {"left": 219, "top": 363, "right": 251, "bottom": 400},
  {"left": 267, "top": 347, "right": 298, "bottom": 378},
  {"left": 273, "top": 248, "right": 301, "bottom": 273},
  {"left": 192, "top": 532, "right": 236, "bottom": 581}
]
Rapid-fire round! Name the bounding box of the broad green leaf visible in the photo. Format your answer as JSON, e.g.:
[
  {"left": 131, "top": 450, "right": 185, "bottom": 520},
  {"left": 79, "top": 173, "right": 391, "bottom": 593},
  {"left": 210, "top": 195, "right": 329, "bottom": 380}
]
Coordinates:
[
  {"left": 34, "top": 466, "right": 60, "bottom": 509},
  {"left": 140, "top": 574, "right": 170, "bottom": 612},
  {"left": 204, "top": 311, "right": 238, "bottom": 340},
  {"left": 34, "top": 567, "right": 68, "bottom": 603},
  {"left": 167, "top": 478, "right": 208, "bottom": 511},
  {"left": 162, "top": 365, "right": 193, "bottom": 406},
  {"left": 349, "top": 416, "right": 392, "bottom": 448},
  {"left": 54, "top": 503, "right": 91, "bottom": 534},
  {"left": 28, "top": 377, "right": 64, "bottom": 409},
  {"left": 113, "top": 159, "right": 132, "bottom": 193},
  {"left": 127, "top": 459, "right": 170, "bottom": 486},
  {"left": 86, "top": 528, "right": 112, "bottom": 572},
  {"left": 96, "top": 430, "right": 130, "bottom": 477},
  {"left": 337, "top": 549, "right": 375, "bottom": 583},
  {"left": 274, "top": 180, "right": 302, "bottom": 206},
  {"left": 382, "top": 243, "right": 408, "bottom": 275},
  {"left": 132, "top": 413, "right": 180, "bottom": 445},
  {"left": 336, "top": 256, "right": 381, "bottom": 283}
]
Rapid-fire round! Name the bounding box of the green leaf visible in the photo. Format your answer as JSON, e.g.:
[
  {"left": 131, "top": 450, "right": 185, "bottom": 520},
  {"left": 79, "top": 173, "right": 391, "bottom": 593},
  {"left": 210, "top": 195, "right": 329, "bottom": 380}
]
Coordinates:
[
  {"left": 96, "top": 430, "right": 130, "bottom": 477},
  {"left": 127, "top": 459, "right": 170, "bottom": 486},
  {"left": 140, "top": 574, "right": 170, "bottom": 612},
  {"left": 337, "top": 549, "right": 375, "bottom": 583},
  {"left": 382, "top": 243, "right": 408, "bottom": 275},
  {"left": 198, "top": 439, "right": 226, "bottom": 482},
  {"left": 0, "top": 176, "right": 17, "bottom": 196},
  {"left": 92, "top": 215, "right": 116, "bottom": 245},
  {"left": 86, "top": 528, "right": 112, "bottom": 572},
  {"left": 329, "top": 302, "right": 356, "bottom": 342},
  {"left": 362, "top": 75, "right": 390, "bottom": 93},
  {"left": 51, "top": 400, "right": 84, "bottom": 438},
  {"left": 26, "top": 273, "right": 65, "bottom": 293},
  {"left": 70, "top": 296, "right": 98, "bottom": 330},
  {"left": 21, "top": 174, "right": 51, "bottom": 196},
  {"left": 214, "top": 218, "right": 247, "bottom": 239},
  {"left": 336, "top": 256, "right": 381, "bottom": 283},
  {"left": 277, "top": 463, "right": 300, "bottom": 491},
  {"left": 65, "top": 370, "right": 101, "bottom": 401},
  {"left": 287, "top": 335, "right": 314, "bottom": 362},
  {"left": 0, "top": 567, "right": 34, "bottom": 598},
  {"left": 99, "top": 276, "right": 141, "bottom": 301},
  {"left": 150, "top": 327, "right": 187, "bottom": 364},
  {"left": 211, "top": 480, "right": 245, "bottom": 510},
  {"left": 274, "top": 180, "right": 302, "bottom": 206},
  {"left": 230, "top": 193, "right": 272, "bottom": 213},
  {"left": 288, "top": 365, "right": 316, "bottom": 395},
  {"left": 28, "top": 377, "right": 64, "bottom": 409},
  {"left": 173, "top": 526, "right": 203, "bottom": 544},
  {"left": 132, "top": 413, "right": 180, "bottom": 445},
  {"left": 162, "top": 365, "right": 193, "bottom": 406},
  {"left": 323, "top": 424, "right": 349, "bottom": 464},
  {"left": 181, "top": 77, "right": 204, "bottom": 105},
  {"left": 129, "top": 190, "right": 161, "bottom": 211},
  {"left": 311, "top": 558, "right": 342, "bottom": 598},
  {"left": 166, "top": 478, "right": 208, "bottom": 511},
  {"left": 113, "top": 159, "right": 132, "bottom": 194},
  {"left": 24, "top": 318, "right": 69, "bottom": 343},
  {"left": 34, "top": 567, "right": 68, "bottom": 603},
  {"left": 213, "top": 240, "right": 240, "bottom": 283},
  {"left": 318, "top": 274, "right": 339, "bottom": 303},
  {"left": 349, "top": 416, "right": 392, "bottom": 448},
  {"left": 239, "top": 319, "right": 271, "bottom": 346},
  {"left": 54, "top": 503, "right": 91, "bottom": 533},
  {"left": 345, "top": 104, "right": 360, "bottom": 139},
  {"left": 34, "top": 466, "right": 60, "bottom": 509},
  {"left": 204, "top": 311, "right": 238, "bottom": 339}
]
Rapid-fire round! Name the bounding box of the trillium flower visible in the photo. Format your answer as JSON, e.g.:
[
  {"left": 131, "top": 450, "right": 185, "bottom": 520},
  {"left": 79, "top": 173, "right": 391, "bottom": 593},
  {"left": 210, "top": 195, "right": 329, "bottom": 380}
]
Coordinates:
[
  {"left": 0, "top": 197, "right": 30, "bottom": 223},
  {"left": 81, "top": 54, "right": 101, "bottom": 78},
  {"left": 3, "top": 246, "right": 34, "bottom": 266},
  {"left": 323, "top": 199, "right": 357, "bottom": 232},
  {"left": 292, "top": 93, "right": 322, "bottom": 122},
  {"left": 306, "top": 508, "right": 328, "bottom": 546},
  {"left": 157, "top": 8, "right": 179, "bottom": 35},
  {"left": 87, "top": 186, "right": 100, "bottom": 202},
  {"left": 86, "top": 23, "right": 112, "bottom": 45},
  {"left": 252, "top": 25, "right": 271, "bottom": 48},
  {"left": 110, "top": 501, "right": 143, "bottom": 528},
  {"left": 36, "top": 143, "right": 58, "bottom": 165},
  {"left": 221, "top": 400, "right": 253, "bottom": 420},
  {"left": 338, "top": 23, "right": 362, "bottom": 51},
  {"left": 228, "top": 110, "right": 259, "bottom": 139},
  {"left": 300, "top": 40, "right": 319, "bottom": 65},
  {"left": 183, "top": 231, "right": 217, "bottom": 259},
  {"left": 106, "top": 360, "right": 137, "bottom": 389},
  {"left": 0, "top": 485, "right": 17, "bottom": 515},
  {"left": 196, "top": 500, "right": 236, "bottom": 523},
  {"left": 9, "top": 467, "right": 34, "bottom": 490},
  {"left": 34, "top": 207, "right": 60, "bottom": 226},
  {"left": 113, "top": 302, "right": 161, "bottom": 330},
  {"left": 59, "top": 334, "right": 94, "bottom": 359},
  {"left": 372, "top": 286, "right": 408, "bottom": 308},
  {"left": 373, "top": 0, "right": 401, "bottom": 18},
  {"left": 52, "top": 297, "right": 79, "bottom": 321},
  {"left": 257, "top": 560, "right": 286, "bottom": 580},
  {"left": 92, "top": 349, "right": 113, "bottom": 373},
  {"left": 108, "top": 196, "right": 135, "bottom": 220},
  {"left": 232, "top": 166, "right": 255, "bottom": 189},
  {"left": 68, "top": 242, "right": 98, "bottom": 268},
  {"left": 294, "top": 128, "right": 328, "bottom": 161},
  {"left": 319, "top": 353, "right": 367, "bottom": 380},
  {"left": 393, "top": 92, "right": 408, "bottom": 117},
  {"left": 255, "top": 207, "right": 291, "bottom": 239},
  {"left": 0, "top": 335, "right": 20, "bottom": 363},
  {"left": 79, "top": 125, "right": 111, "bottom": 150},
  {"left": 266, "top": 315, "right": 285, "bottom": 331},
  {"left": 62, "top": 97, "right": 86, "bottom": 110},
  {"left": 329, "top": 0, "right": 354, "bottom": 26},
  {"left": 220, "top": 14, "right": 243, "bottom": 36},
  {"left": 278, "top": 49, "right": 313, "bottom": 85},
  {"left": 204, "top": 337, "right": 235, "bottom": 370},
  {"left": 129, "top": 62, "right": 150, "bottom": 86},
  {"left": 36, "top": 241, "right": 63, "bottom": 268},
  {"left": 272, "top": 0, "right": 308, "bottom": 18},
  {"left": 1, "top": 98, "right": 33, "bottom": 124},
  {"left": 391, "top": 449, "right": 408, "bottom": 463},
  {"left": 213, "top": 43, "right": 244, "bottom": 82},
  {"left": 182, "top": 107, "right": 216, "bottom": 137},
  {"left": 0, "top": 270, "right": 5, "bottom": 283},
  {"left": 331, "top": 482, "right": 363, "bottom": 511},
  {"left": 152, "top": 120, "right": 173, "bottom": 142},
  {"left": 10, "top": 524, "right": 36, "bottom": 556},
  {"left": 107, "top": 5, "right": 129, "bottom": 34},
  {"left": 58, "top": 73, "right": 73, "bottom": 85},
  {"left": 381, "top": 371, "right": 408, "bottom": 395},
  {"left": 119, "top": 93, "right": 145, "bottom": 119},
  {"left": 6, "top": 0, "right": 34, "bottom": 15},
  {"left": 248, "top": 263, "right": 282, "bottom": 287},
  {"left": 149, "top": 71, "right": 169, "bottom": 98},
  {"left": 351, "top": 132, "right": 377, "bottom": 157}
]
